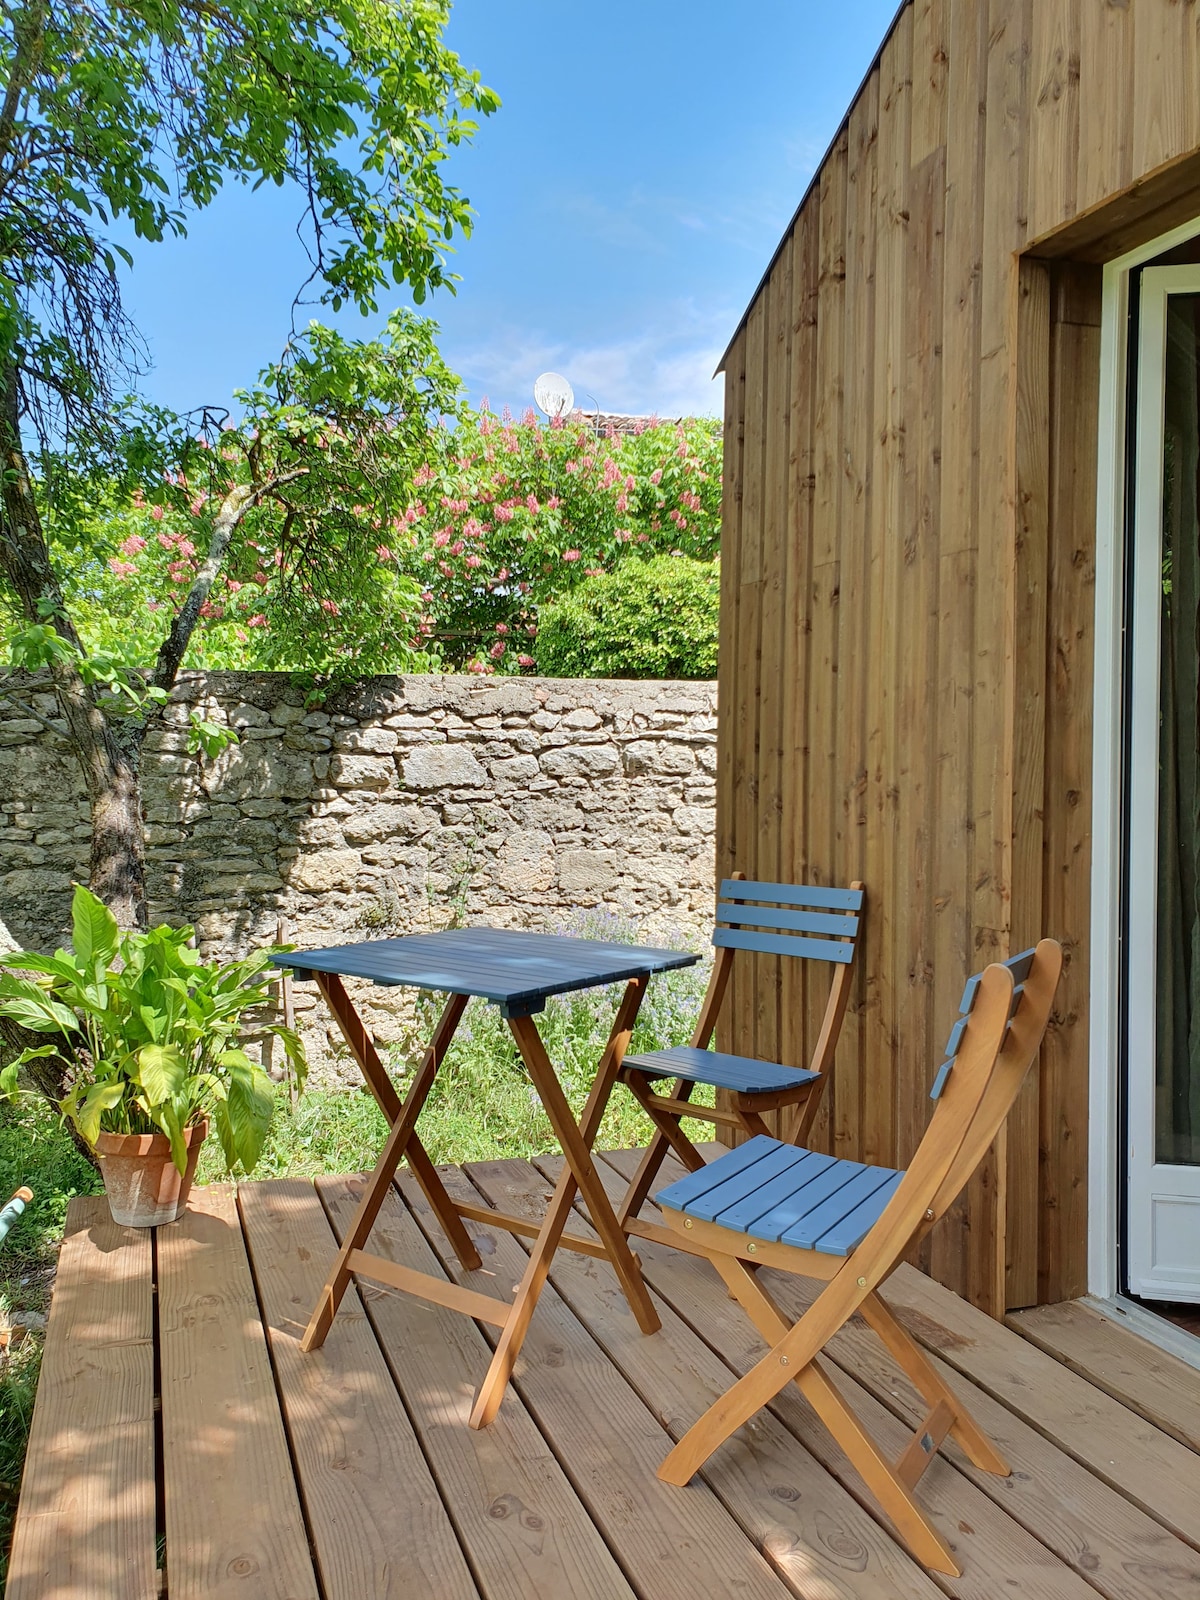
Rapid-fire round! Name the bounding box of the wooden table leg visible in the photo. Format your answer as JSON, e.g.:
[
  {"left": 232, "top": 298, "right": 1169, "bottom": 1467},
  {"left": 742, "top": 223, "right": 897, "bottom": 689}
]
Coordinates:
[
  {"left": 468, "top": 977, "right": 661, "bottom": 1429},
  {"left": 301, "top": 992, "right": 470, "bottom": 1352},
  {"left": 314, "top": 971, "right": 481, "bottom": 1270}
]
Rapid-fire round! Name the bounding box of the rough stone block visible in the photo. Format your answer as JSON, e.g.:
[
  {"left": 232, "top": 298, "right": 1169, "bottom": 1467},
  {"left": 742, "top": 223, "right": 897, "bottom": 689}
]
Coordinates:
[
  {"left": 539, "top": 745, "right": 620, "bottom": 779},
  {"left": 401, "top": 744, "right": 487, "bottom": 790}
]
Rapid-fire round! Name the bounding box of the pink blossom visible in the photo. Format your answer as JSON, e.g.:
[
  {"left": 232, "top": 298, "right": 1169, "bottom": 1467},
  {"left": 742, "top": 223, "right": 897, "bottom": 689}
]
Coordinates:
[
  {"left": 517, "top": 654, "right": 535, "bottom": 667},
  {"left": 583, "top": 566, "right": 604, "bottom": 576},
  {"left": 167, "top": 562, "right": 189, "bottom": 584},
  {"left": 434, "top": 528, "right": 451, "bottom": 548},
  {"left": 119, "top": 534, "right": 147, "bottom": 557},
  {"left": 564, "top": 459, "right": 578, "bottom": 475},
  {"left": 650, "top": 468, "right": 663, "bottom": 486},
  {"left": 522, "top": 407, "right": 537, "bottom": 426},
  {"left": 526, "top": 622, "right": 537, "bottom": 635},
  {"left": 495, "top": 622, "right": 509, "bottom": 635},
  {"left": 465, "top": 553, "right": 482, "bottom": 568},
  {"left": 248, "top": 613, "right": 268, "bottom": 628},
  {"left": 489, "top": 641, "right": 506, "bottom": 659},
  {"left": 615, "top": 493, "right": 628, "bottom": 514},
  {"left": 546, "top": 495, "right": 561, "bottom": 510},
  {"left": 235, "top": 628, "right": 248, "bottom": 643},
  {"left": 227, "top": 580, "right": 242, "bottom": 594},
  {"left": 463, "top": 517, "right": 485, "bottom": 539},
  {"left": 132, "top": 489, "right": 146, "bottom": 508},
  {"left": 320, "top": 598, "right": 341, "bottom": 615},
  {"left": 526, "top": 494, "right": 540, "bottom": 514},
  {"left": 624, "top": 474, "right": 636, "bottom": 491},
  {"left": 467, "top": 658, "right": 488, "bottom": 674},
  {"left": 636, "top": 532, "right": 649, "bottom": 542},
  {"left": 495, "top": 505, "right": 514, "bottom": 522},
  {"left": 414, "top": 464, "right": 435, "bottom": 487},
  {"left": 562, "top": 549, "right": 581, "bottom": 562},
  {"left": 151, "top": 505, "right": 165, "bottom": 521},
  {"left": 450, "top": 540, "right": 465, "bottom": 556},
  {"left": 177, "top": 538, "right": 196, "bottom": 559},
  {"left": 107, "top": 558, "right": 137, "bottom": 580},
  {"left": 199, "top": 601, "right": 223, "bottom": 619},
  {"left": 376, "top": 545, "right": 394, "bottom": 562},
  {"left": 615, "top": 529, "right": 632, "bottom": 543},
  {"left": 189, "top": 493, "right": 208, "bottom": 516},
  {"left": 496, "top": 567, "right": 510, "bottom": 582}
]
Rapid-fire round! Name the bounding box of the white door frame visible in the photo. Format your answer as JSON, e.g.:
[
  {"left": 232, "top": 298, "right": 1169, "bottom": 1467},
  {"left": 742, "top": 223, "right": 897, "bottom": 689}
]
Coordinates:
[{"left": 1090, "top": 216, "right": 1200, "bottom": 1299}]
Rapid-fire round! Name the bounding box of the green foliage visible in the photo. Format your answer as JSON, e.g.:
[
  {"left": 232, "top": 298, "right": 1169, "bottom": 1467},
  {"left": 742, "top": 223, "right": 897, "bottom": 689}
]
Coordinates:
[
  {"left": 536, "top": 554, "right": 720, "bottom": 680},
  {"left": 0, "top": 0, "right": 497, "bottom": 443},
  {"left": 397, "top": 409, "right": 722, "bottom": 672},
  {"left": 29, "top": 409, "right": 725, "bottom": 680},
  {"left": 0, "top": 886, "right": 306, "bottom": 1173}
]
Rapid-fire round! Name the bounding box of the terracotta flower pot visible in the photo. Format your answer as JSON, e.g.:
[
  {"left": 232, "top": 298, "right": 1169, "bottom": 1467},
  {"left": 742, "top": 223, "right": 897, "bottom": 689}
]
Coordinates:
[{"left": 94, "top": 1117, "right": 209, "bottom": 1228}]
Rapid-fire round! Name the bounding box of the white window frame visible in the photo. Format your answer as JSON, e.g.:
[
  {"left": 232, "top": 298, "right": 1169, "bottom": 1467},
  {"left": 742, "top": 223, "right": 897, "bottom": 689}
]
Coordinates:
[{"left": 1090, "top": 215, "right": 1200, "bottom": 1298}]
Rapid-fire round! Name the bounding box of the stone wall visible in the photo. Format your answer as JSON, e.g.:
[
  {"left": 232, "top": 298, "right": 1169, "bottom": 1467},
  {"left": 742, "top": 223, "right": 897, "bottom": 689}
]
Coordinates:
[{"left": 0, "top": 672, "right": 717, "bottom": 1082}]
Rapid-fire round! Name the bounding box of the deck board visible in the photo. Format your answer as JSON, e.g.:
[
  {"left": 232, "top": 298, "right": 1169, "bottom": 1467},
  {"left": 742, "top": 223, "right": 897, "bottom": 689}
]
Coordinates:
[
  {"left": 6, "top": 1196, "right": 157, "bottom": 1600},
  {"left": 1008, "top": 1298, "right": 1200, "bottom": 1454},
  {"left": 10, "top": 1156, "right": 1200, "bottom": 1600},
  {"left": 157, "top": 1185, "right": 318, "bottom": 1600},
  {"left": 316, "top": 1172, "right": 638, "bottom": 1600},
  {"left": 238, "top": 1179, "right": 477, "bottom": 1600}
]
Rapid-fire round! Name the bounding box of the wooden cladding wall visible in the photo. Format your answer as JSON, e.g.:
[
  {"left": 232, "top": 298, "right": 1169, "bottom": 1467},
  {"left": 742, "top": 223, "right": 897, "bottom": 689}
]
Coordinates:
[{"left": 715, "top": 0, "right": 1198, "bottom": 1313}]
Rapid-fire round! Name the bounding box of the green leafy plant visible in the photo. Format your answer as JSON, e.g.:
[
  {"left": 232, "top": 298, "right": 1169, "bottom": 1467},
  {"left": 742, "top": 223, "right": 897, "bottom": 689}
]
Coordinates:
[
  {"left": 536, "top": 555, "right": 721, "bottom": 679},
  {"left": 0, "top": 886, "right": 305, "bottom": 1174}
]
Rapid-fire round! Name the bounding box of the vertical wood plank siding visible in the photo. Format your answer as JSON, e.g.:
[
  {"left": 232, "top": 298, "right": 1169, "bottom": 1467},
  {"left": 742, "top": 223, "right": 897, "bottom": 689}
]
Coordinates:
[{"left": 716, "top": 0, "right": 1197, "bottom": 1312}]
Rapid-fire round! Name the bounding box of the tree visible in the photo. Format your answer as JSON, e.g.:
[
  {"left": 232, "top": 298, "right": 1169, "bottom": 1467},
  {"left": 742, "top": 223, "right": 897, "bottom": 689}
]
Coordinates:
[{"left": 0, "top": 0, "right": 496, "bottom": 928}]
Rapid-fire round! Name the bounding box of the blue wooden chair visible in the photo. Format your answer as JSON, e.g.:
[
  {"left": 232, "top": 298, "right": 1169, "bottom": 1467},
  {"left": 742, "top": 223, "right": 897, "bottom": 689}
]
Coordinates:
[
  {"left": 616, "top": 875, "right": 865, "bottom": 1236},
  {"left": 651, "top": 939, "right": 1062, "bottom": 1577}
]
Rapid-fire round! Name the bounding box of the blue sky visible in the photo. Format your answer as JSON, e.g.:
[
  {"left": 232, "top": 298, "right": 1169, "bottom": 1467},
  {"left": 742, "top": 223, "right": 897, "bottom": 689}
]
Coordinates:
[{"left": 120, "top": 1, "right": 899, "bottom": 421}]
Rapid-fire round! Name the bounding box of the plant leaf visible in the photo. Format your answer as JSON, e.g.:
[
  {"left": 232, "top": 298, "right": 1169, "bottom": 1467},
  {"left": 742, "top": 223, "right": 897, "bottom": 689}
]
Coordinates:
[
  {"left": 70, "top": 884, "right": 119, "bottom": 972},
  {"left": 135, "top": 1043, "right": 187, "bottom": 1107}
]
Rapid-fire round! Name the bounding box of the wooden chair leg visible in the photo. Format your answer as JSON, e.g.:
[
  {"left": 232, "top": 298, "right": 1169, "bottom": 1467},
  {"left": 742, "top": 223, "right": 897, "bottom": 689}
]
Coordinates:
[
  {"left": 795, "top": 1358, "right": 960, "bottom": 1575},
  {"left": 661, "top": 1252, "right": 960, "bottom": 1576},
  {"left": 860, "top": 1290, "right": 1009, "bottom": 1476},
  {"left": 785, "top": 1080, "right": 825, "bottom": 1146}
]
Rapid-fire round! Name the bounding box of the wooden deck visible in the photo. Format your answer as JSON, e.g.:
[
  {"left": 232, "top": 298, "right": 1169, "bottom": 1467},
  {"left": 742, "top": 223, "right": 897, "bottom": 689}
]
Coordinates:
[{"left": 10, "top": 1146, "right": 1200, "bottom": 1600}]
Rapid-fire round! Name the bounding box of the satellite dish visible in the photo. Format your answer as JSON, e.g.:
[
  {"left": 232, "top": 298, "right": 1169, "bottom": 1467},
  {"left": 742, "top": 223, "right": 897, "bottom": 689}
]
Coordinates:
[{"left": 534, "top": 371, "right": 574, "bottom": 418}]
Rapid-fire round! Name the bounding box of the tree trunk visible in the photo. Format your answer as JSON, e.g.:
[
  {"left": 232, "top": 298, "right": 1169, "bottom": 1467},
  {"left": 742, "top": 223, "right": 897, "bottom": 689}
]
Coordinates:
[{"left": 0, "top": 360, "right": 148, "bottom": 928}]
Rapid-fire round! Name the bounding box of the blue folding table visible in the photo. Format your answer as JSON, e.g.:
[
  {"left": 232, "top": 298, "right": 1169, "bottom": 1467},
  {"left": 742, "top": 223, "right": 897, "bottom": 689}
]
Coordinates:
[{"left": 274, "top": 927, "right": 698, "bottom": 1427}]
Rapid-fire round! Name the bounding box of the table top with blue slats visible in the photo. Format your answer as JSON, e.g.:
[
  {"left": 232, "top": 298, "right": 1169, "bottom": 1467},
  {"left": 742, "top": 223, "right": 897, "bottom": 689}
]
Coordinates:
[{"left": 272, "top": 927, "right": 699, "bottom": 1018}]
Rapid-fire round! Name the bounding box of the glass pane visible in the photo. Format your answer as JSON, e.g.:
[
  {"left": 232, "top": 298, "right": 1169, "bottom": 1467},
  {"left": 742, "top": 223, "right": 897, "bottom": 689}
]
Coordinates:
[{"left": 1156, "top": 292, "right": 1200, "bottom": 1165}]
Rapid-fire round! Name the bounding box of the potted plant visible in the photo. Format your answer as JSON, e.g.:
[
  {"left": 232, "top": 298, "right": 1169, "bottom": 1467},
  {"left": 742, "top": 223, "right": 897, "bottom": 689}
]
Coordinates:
[{"left": 0, "top": 885, "right": 306, "bottom": 1226}]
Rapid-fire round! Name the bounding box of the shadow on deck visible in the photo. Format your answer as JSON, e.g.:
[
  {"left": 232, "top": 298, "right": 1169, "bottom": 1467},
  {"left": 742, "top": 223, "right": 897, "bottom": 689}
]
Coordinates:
[{"left": 8, "top": 1146, "right": 1200, "bottom": 1599}]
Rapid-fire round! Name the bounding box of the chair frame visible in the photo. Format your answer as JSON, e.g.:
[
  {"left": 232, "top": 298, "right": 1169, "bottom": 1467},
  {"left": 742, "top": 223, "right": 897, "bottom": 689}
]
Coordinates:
[
  {"left": 653, "top": 939, "right": 1063, "bottom": 1577},
  {"left": 617, "top": 873, "right": 865, "bottom": 1239}
]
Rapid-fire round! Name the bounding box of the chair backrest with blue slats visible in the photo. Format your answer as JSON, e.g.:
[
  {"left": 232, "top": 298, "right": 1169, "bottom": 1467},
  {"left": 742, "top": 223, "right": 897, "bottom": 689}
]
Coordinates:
[
  {"left": 713, "top": 879, "right": 864, "bottom": 967},
  {"left": 928, "top": 947, "right": 1037, "bottom": 1099}
]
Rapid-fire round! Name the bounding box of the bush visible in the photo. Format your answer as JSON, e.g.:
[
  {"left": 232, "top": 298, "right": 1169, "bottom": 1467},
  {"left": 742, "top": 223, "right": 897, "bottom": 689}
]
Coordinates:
[{"left": 535, "top": 555, "right": 720, "bottom": 679}]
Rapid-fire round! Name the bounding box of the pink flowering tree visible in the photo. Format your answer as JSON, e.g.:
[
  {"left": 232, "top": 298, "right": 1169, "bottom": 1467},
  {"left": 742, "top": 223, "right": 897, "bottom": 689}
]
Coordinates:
[
  {"left": 394, "top": 406, "right": 721, "bottom": 672},
  {"left": 48, "top": 314, "right": 462, "bottom": 682}
]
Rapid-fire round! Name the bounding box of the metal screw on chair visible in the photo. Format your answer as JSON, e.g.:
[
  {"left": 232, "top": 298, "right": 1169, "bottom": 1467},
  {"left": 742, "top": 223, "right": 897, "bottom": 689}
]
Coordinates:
[
  {"left": 857, "top": 1277, "right": 867, "bottom": 1287},
  {"left": 683, "top": 1218, "right": 693, "bottom": 1229},
  {"left": 780, "top": 1355, "right": 790, "bottom": 1366},
  {"left": 747, "top": 1242, "right": 757, "bottom": 1253}
]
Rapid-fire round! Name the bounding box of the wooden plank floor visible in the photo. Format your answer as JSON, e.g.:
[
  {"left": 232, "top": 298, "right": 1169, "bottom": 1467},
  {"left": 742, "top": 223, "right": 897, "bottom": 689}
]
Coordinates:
[{"left": 9, "top": 1149, "right": 1200, "bottom": 1600}]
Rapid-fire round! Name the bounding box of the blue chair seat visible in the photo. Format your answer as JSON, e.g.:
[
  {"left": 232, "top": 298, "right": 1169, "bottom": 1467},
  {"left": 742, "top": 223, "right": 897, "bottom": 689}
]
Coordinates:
[
  {"left": 621, "top": 1045, "right": 819, "bottom": 1097},
  {"left": 658, "top": 1133, "right": 904, "bottom": 1256}
]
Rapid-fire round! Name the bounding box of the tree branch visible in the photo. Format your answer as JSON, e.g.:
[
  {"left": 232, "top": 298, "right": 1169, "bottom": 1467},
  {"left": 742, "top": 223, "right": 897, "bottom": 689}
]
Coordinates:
[{"left": 150, "top": 466, "right": 309, "bottom": 694}]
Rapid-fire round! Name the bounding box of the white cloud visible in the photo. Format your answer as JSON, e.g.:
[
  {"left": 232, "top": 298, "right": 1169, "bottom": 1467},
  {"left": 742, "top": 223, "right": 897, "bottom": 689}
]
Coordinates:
[{"left": 446, "top": 297, "right": 732, "bottom": 419}]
